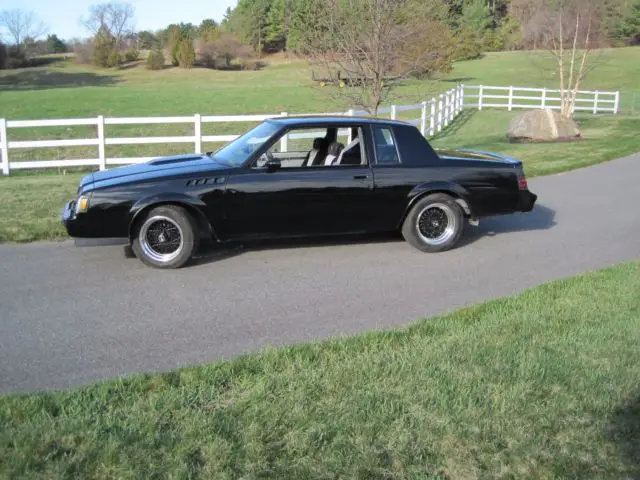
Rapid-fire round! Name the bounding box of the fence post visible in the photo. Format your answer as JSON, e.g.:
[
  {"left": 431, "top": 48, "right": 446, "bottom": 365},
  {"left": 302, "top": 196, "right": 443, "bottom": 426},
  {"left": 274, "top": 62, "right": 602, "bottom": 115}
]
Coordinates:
[
  {"left": 97, "top": 115, "right": 106, "bottom": 171},
  {"left": 508, "top": 86, "right": 514, "bottom": 111},
  {"left": 460, "top": 84, "right": 465, "bottom": 111},
  {"left": 541, "top": 88, "right": 547, "bottom": 109},
  {"left": 444, "top": 93, "right": 450, "bottom": 128},
  {"left": 420, "top": 101, "right": 427, "bottom": 136},
  {"left": 194, "top": 114, "right": 202, "bottom": 154},
  {"left": 614, "top": 91, "right": 620, "bottom": 115},
  {"left": 0, "top": 118, "right": 8, "bottom": 175},
  {"left": 453, "top": 88, "right": 458, "bottom": 115},
  {"left": 438, "top": 94, "right": 444, "bottom": 132},
  {"left": 390, "top": 105, "right": 397, "bottom": 120},
  {"left": 429, "top": 98, "right": 436, "bottom": 136},
  {"left": 279, "top": 112, "right": 288, "bottom": 152},
  {"left": 593, "top": 91, "right": 599, "bottom": 115},
  {"left": 478, "top": 85, "right": 484, "bottom": 111}
]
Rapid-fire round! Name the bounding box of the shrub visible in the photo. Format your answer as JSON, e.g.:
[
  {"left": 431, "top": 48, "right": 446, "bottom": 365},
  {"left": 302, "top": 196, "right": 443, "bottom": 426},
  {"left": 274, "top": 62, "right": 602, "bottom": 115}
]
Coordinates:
[
  {"left": 92, "top": 34, "right": 118, "bottom": 67},
  {"left": 73, "top": 41, "right": 93, "bottom": 64},
  {"left": 145, "top": 49, "right": 165, "bottom": 70},
  {"left": 176, "top": 39, "right": 195, "bottom": 68},
  {"left": 238, "top": 58, "right": 261, "bottom": 71},
  {"left": 195, "top": 33, "right": 253, "bottom": 70},
  {"left": 107, "top": 49, "right": 121, "bottom": 68},
  {"left": 453, "top": 29, "right": 484, "bottom": 61},
  {"left": 6, "top": 47, "right": 28, "bottom": 69},
  {"left": 124, "top": 48, "right": 139, "bottom": 62}
]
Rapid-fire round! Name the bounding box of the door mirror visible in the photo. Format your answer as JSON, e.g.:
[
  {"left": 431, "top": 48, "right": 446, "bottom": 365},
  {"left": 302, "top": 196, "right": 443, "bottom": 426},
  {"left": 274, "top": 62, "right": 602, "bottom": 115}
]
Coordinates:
[{"left": 265, "top": 157, "right": 281, "bottom": 171}]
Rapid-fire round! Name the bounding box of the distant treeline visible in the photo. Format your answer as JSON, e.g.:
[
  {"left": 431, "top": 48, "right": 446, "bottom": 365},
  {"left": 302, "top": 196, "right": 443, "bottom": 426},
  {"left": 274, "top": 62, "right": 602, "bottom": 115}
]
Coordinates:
[{"left": 221, "top": 0, "right": 640, "bottom": 55}]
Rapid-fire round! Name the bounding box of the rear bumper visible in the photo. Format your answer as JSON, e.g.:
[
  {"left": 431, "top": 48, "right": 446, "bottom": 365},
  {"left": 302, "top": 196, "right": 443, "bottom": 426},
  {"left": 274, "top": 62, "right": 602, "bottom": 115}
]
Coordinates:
[{"left": 518, "top": 190, "right": 537, "bottom": 212}]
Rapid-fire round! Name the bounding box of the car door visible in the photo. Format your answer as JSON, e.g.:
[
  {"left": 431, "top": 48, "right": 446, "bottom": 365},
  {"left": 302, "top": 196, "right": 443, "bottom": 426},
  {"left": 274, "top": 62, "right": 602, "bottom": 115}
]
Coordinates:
[{"left": 221, "top": 125, "right": 375, "bottom": 241}]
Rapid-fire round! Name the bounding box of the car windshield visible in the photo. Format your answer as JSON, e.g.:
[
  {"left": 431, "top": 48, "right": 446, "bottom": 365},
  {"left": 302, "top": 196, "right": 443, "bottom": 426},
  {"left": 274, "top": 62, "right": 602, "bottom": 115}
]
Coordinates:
[{"left": 211, "top": 121, "right": 281, "bottom": 166}]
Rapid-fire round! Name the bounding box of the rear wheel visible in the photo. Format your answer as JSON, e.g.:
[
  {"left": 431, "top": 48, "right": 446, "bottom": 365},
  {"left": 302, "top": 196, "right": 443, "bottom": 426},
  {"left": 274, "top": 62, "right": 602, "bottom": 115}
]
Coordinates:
[
  {"left": 401, "top": 193, "right": 464, "bottom": 252},
  {"left": 132, "top": 205, "right": 199, "bottom": 269}
]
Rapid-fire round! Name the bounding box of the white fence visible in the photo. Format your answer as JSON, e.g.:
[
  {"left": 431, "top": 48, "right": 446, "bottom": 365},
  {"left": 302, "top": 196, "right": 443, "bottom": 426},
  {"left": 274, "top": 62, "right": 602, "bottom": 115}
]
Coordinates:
[
  {"left": 0, "top": 83, "right": 620, "bottom": 175},
  {"left": 465, "top": 85, "right": 620, "bottom": 114}
]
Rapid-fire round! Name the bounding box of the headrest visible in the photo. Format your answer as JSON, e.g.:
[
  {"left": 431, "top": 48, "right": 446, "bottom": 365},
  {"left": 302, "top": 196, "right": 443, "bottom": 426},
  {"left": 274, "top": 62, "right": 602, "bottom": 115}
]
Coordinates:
[
  {"left": 312, "top": 138, "right": 326, "bottom": 150},
  {"left": 327, "top": 141, "right": 344, "bottom": 156}
]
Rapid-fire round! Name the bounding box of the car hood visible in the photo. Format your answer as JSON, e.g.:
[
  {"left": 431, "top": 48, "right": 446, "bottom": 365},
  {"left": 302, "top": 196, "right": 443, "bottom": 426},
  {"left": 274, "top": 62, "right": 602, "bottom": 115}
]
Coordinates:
[
  {"left": 435, "top": 148, "right": 522, "bottom": 165},
  {"left": 80, "top": 153, "right": 231, "bottom": 191}
]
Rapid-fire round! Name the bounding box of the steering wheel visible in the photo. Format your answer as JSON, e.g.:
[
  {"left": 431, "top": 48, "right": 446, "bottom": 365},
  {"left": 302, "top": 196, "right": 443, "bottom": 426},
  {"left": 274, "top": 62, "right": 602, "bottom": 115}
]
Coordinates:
[{"left": 256, "top": 150, "right": 274, "bottom": 168}]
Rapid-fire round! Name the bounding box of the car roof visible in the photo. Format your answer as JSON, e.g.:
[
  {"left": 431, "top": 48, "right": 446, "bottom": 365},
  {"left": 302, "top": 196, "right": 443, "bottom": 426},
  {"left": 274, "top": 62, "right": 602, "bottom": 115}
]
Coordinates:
[{"left": 265, "top": 115, "right": 413, "bottom": 128}]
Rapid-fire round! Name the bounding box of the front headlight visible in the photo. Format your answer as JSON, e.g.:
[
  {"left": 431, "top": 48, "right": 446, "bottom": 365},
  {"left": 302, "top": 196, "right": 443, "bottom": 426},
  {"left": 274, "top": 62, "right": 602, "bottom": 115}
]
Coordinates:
[{"left": 75, "top": 195, "right": 90, "bottom": 214}]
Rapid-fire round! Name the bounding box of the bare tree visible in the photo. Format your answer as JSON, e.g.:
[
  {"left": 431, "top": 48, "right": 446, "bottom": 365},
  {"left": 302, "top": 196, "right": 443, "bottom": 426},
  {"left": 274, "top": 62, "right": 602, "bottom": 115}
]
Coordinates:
[
  {"left": 0, "top": 9, "right": 48, "bottom": 51},
  {"left": 513, "top": 0, "right": 606, "bottom": 119},
  {"left": 81, "top": 1, "right": 134, "bottom": 51},
  {"left": 303, "top": 0, "right": 454, "bottom": 115}
]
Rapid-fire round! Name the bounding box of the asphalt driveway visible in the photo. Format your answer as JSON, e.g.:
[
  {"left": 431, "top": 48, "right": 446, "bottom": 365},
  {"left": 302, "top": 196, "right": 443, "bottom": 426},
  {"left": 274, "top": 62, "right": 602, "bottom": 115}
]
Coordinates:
[{"left": 1, "top": 153, "right": 639, "bottom": 394}]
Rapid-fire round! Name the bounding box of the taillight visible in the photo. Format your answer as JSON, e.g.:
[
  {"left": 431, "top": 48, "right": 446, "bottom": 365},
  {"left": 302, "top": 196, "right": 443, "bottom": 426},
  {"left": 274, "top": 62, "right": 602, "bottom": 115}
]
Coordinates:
[
  {"left": 518, "top": 174, "right": 528, "bottom": 190},
  {"left": 519, "top": 178, "right": 528, "bottom": 190}
]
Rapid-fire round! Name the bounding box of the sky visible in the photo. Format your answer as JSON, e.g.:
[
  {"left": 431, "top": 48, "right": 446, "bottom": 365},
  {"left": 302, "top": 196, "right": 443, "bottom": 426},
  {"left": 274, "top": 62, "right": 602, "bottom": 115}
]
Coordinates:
[{"left": 0, "top": 0, "right": 239, "bottom": 41}]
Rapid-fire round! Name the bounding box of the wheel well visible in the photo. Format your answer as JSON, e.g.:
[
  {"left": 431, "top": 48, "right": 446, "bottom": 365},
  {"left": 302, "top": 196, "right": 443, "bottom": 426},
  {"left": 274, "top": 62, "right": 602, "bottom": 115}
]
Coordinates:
[
  {"left": 129, "top": 202, "right": 215, "bottom": 242},
  {"left": 401, "top": 190, "right": 472, "bottom": 226}
]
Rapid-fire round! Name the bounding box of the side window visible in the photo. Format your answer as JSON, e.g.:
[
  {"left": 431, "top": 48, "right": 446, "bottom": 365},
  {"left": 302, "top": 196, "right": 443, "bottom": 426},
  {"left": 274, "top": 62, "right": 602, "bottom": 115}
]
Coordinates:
[
  {"left": 264, "top": 127, "right": 330, "bottom": 168},
  {"left": 373, "top": 127, "right": 400, "bottom": 165},
  {"left": 259, "top": 126, "right": 366, "bottom": 168}
]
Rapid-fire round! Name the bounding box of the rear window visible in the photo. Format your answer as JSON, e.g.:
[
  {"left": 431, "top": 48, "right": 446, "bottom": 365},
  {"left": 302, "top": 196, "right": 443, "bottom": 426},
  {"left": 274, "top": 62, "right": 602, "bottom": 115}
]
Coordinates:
[{"left": 373, "top": 127, "right": 400, "bottom": 165}]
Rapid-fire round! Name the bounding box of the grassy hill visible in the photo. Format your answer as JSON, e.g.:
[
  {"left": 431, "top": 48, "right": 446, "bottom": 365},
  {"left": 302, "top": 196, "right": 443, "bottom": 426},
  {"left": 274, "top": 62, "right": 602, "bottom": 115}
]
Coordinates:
[{"left": 1, "top": 47, "right": 639, "bottom": 119}]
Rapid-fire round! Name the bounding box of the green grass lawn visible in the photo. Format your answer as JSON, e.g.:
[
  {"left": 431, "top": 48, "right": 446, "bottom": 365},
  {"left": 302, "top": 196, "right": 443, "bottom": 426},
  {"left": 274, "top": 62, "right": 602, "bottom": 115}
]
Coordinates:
[{"left": 2, "top": 261, "right": 639, "bottom": 479}]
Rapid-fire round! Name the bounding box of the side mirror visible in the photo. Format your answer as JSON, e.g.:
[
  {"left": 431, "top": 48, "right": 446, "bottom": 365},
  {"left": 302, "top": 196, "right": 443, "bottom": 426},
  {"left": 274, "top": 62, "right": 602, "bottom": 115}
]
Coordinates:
[{"left": 265, "top": 158, "right": 281, "bottom": 171}]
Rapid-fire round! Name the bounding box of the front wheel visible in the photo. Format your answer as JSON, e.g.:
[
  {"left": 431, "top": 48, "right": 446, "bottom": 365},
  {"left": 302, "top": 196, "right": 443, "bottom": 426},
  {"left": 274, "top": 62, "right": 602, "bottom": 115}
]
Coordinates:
[
  {"left": 401, "top": 193, "right": 464, "bottom": 252},
  {"left": 132, "top": 205, "right": 199, "bottom": 269}
]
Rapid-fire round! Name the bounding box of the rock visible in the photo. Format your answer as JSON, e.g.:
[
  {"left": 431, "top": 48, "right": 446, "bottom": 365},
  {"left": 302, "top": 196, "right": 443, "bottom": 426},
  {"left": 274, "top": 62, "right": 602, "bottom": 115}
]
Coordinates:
[{"left": 507, "top": 109, "right": 581, "bottom": 143}]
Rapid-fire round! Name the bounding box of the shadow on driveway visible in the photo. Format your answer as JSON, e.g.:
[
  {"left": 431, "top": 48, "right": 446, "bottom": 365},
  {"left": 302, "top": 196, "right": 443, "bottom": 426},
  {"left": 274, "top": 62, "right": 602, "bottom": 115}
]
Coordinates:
[
  {"left": 190, "top": 203, "right": 557, "bottom": 268},
  {"left": 459, "top": 203, "right": 557, "bottom": 247}
]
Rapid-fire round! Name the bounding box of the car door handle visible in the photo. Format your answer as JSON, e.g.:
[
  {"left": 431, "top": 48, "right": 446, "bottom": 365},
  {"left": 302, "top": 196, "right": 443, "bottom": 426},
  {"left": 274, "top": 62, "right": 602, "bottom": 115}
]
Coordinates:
[{"left": 353, "top": 175, "right": 368, "bottom": 180}]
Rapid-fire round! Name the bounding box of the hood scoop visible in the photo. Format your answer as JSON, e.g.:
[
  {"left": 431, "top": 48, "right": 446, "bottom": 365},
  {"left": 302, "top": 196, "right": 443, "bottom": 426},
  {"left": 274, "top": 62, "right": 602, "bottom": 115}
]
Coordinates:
[{"left": 148, "top": 154, "right": 205, "bottom": 166}]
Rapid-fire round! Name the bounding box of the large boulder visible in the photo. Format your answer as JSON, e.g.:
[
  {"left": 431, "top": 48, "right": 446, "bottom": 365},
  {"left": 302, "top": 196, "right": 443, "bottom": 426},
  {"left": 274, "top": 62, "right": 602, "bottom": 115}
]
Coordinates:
[{"left": 507, "top": 109, "right": 581, "bottom": 143}]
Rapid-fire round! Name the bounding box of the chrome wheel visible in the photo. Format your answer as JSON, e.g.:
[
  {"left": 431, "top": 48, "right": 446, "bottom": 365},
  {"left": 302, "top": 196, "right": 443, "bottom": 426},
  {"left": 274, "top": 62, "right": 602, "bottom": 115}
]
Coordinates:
[
  {"left": 416, "top": 203, "right": 457, "bottom": 246},
  {"left": 139, "top": 215, "right": 184, "bottom": 263}
]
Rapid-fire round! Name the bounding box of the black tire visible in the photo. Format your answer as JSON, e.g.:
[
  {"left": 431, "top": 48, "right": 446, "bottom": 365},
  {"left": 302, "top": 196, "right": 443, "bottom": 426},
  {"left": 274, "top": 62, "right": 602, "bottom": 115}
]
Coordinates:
[
  {"left": 123, "top": 245, "right": 136, "bottom": 259},
  {"left": 132, "top": 205, "right": 199, "bottom": 269},
  {"left": 401, "top": 193, "right": 464, "bottom": 252}
]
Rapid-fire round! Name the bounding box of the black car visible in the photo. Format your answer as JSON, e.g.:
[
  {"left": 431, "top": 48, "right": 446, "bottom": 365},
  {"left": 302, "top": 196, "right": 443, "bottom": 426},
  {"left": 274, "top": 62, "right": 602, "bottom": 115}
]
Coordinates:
[{"left": 62, "top": 115, "right": 537, "bottom": 269}]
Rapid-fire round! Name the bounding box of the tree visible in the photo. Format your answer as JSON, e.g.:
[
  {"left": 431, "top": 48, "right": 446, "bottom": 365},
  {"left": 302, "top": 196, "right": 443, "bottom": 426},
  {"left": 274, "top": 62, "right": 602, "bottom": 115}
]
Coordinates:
[
  {"left": 0, "top": 9, "right": 47, "bottom": 53},
  {"left": 46, "top": 34, "right": 67, "bottom": 53},
  {"left": 138, "top": 30, "right": 157, "bottom": 49},
  {"left": 304, "top": 0, "right": 455, "bottom": 115},
  {"left": 176, "top": 38, "right": 195, "bottom": 68},
  {"left": 81, "top": 1, "right": 135, "bottom": 52},
  {"left": 515, "top": 0, "right": 606, "bottom": 118},
  {"left": 461, "top": 0, "right": 493, "bottom": 36},
  {"left": 603, "top": 0, "right": 640, "bottom": 45}
]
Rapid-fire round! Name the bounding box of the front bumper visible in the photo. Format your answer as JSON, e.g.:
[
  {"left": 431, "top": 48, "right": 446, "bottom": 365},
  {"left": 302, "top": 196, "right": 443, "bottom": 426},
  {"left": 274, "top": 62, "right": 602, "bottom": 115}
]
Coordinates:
[
  {"left": 518, "top": 190, "right": 538, "bottom": 212},
  {"left": 61, "top": 200, "right": 80, "bottom": 237}
]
